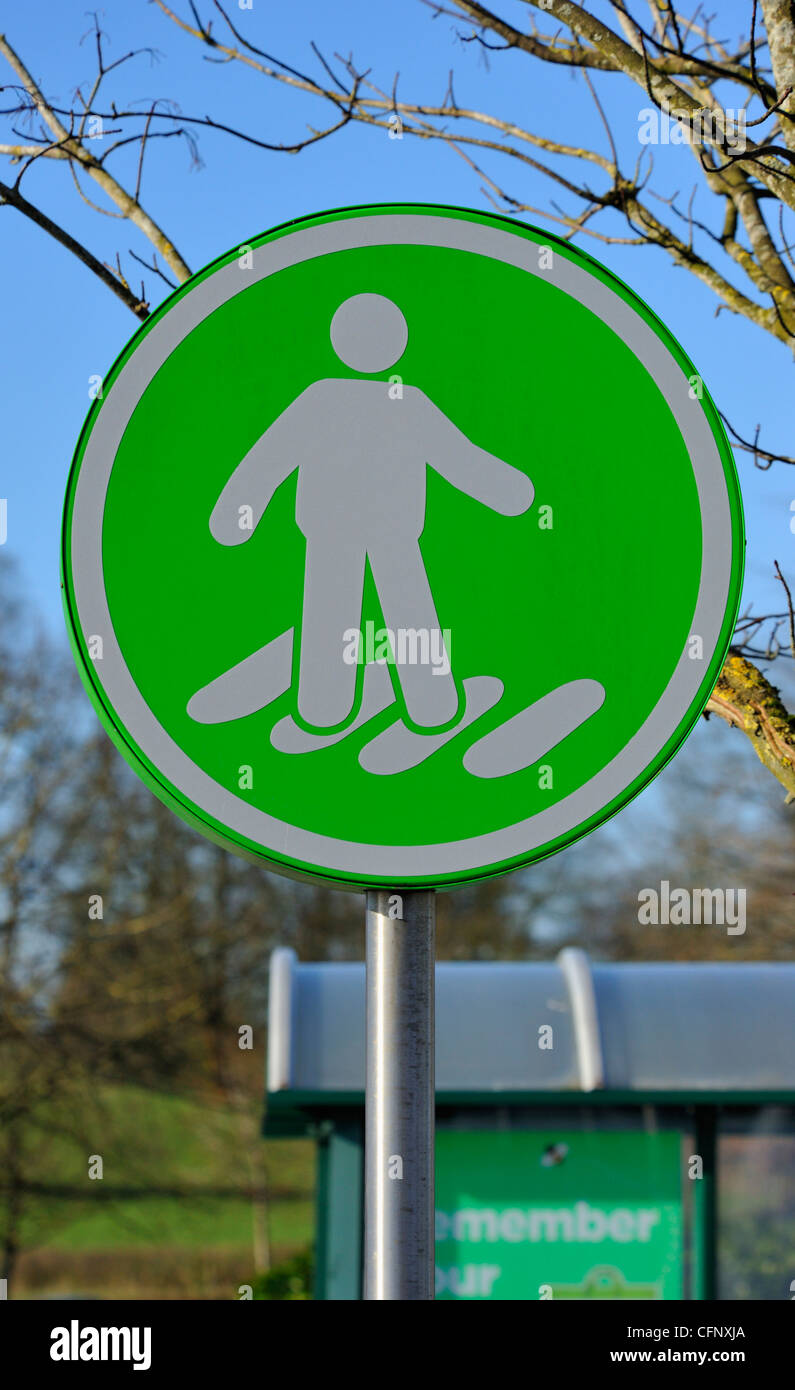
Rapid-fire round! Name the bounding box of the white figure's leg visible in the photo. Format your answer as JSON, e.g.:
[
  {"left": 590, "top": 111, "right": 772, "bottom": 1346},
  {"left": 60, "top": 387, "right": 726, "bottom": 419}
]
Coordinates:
[
  {"left": 368, "top": 538, "right": 459, "bottom": 729},
  {"left": 298, "top": 540, "right": 367, "bottom": 729}
]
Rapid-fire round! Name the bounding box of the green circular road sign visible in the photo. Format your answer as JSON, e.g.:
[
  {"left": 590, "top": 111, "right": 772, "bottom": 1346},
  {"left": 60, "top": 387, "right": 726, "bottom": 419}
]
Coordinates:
[{"left": 62, "top": 203, "right": 744, "bottom": 891}]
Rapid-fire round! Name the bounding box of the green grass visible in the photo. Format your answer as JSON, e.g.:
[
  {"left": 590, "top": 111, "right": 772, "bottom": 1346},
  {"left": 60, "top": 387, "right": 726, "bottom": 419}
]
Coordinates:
[
  {"left": 10, "top": 1082, "right": 315, "bottom": 1294},
  {"left": 38, "top": 1195, "right": 313, "bottom": 1252}
]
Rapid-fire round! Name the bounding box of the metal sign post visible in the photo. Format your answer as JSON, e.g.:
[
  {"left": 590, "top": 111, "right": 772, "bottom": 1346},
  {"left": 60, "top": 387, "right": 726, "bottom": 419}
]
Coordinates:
[{"left": 364, "top": 890, "right": 435, "bottom": 1300}]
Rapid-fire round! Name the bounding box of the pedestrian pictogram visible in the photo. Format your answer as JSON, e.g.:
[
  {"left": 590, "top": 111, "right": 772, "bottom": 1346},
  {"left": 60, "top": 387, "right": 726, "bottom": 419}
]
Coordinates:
[{"left": 188, "top": 288, "right": 606, "bottom": 778}]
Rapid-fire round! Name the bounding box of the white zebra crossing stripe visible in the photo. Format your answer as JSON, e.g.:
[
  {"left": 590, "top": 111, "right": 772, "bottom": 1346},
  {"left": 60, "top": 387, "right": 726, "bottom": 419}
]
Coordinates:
[
  {"left": 359, "top": 677, "right": 504, "bottom": 775},
  {"left": 463, "top": 680, "right": 606, "bottom": 779}
]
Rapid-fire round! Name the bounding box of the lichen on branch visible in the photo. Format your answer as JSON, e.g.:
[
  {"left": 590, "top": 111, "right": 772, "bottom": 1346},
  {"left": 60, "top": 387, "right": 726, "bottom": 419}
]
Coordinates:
[{"left": 706, "top": 653, "right": 795, "bottom": 800}]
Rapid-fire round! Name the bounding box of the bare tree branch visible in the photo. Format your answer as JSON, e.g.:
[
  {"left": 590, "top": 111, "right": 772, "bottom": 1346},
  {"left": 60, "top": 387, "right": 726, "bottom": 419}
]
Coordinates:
[
  {"left": 706, "top": 653, "right": 795, "bottom": 801},
  {"left": 0, "top": 30, "right": 192, "bottom": 283},
  {"left": 0, "top": 175, "right": 149, "bottom": 318},
  {"left": 144, "top": 0, "right": 795, "bottom": 347}
]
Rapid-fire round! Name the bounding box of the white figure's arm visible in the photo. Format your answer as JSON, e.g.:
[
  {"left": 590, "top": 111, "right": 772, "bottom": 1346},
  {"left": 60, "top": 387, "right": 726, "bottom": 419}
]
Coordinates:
[
  {"left": 210, "top": 400, "right": 301, "bottom": 546},
  {"left": 420, "top": 392, "right": 534, "bottom": 515}
]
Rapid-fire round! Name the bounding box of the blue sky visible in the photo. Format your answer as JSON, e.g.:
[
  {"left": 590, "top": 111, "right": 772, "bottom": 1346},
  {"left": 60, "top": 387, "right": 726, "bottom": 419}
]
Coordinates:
[{"left": 2, "top": 0, "right": 793, "bottom": 673}]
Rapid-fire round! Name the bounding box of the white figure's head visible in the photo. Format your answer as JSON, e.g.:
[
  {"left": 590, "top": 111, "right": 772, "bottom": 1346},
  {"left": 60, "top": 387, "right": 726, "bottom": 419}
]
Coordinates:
[{"left": 330, "top": 293, "right": 408, "bottom": 372}]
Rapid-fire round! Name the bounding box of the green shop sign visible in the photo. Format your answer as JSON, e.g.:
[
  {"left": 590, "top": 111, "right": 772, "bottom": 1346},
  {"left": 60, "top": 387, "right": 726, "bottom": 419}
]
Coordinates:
[{"left": 435, "top": 1130, "right": 683, "bottom": 1299}]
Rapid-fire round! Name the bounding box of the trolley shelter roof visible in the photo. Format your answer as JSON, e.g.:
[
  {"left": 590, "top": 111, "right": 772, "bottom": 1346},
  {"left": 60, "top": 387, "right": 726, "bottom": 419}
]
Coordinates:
[{"left": 265, "top": 948, "right": 795, "bottom": 1131}]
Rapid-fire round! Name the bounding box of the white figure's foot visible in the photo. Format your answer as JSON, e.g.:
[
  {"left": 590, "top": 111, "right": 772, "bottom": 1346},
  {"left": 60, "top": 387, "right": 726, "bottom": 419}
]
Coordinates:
[
  {"left": 271, "top": 661, "right": 394, "bottom": 753},
  {"left": 358, "top": 676, "right": 504, "bottom": 775},
  {"left": 463, "top": 678, "right": 605, "bottom": 778}
]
